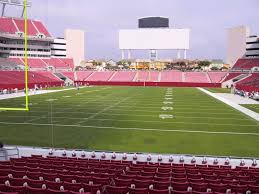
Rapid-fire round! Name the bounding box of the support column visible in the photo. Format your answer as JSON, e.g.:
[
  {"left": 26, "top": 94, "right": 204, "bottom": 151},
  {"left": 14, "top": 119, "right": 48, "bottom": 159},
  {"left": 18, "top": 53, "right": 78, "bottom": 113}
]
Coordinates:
[
  {"left": 184, "top": 50, "right": 187, "bottom": 59},
  {"left": 121, "top": 50, "right": 125, "bottom": 60},
  {"left": 127, "top": 50, "right": 131, "bottom": 59},
  {"left": 1, "top": 3, "right": 6, "bottom": 17},
  {"left": 177, "top": 50, "right": 181, "bottom": 59}
]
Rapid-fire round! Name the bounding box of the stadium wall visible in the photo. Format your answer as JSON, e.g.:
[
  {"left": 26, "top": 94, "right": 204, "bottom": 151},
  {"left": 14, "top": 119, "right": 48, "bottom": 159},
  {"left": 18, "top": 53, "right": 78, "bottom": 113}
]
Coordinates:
[{"left": 75, "top": 81, "right": 221, "bottom": 88}]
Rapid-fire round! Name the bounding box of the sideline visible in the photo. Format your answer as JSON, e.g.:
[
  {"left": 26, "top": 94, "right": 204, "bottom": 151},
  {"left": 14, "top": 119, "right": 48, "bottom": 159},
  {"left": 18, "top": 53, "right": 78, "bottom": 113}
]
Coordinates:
[
  {"left": 198, "top": 88, "right": 259, "bottom": 122},
  {"left": 0, "top": 87, "right": 90, "bottom": 101}
]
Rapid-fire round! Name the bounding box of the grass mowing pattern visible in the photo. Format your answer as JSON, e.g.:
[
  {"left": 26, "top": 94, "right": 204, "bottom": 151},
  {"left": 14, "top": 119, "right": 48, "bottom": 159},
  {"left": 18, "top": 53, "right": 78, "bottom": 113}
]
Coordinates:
[
  {"left": 242, "top": 104, "right": 259, "bottom": 114},
  {"left": 0, "top": 86, "right": 258, "bottom": 157},
  {"left": 204, "top": 88, "right": 231, "bottom": 93}
]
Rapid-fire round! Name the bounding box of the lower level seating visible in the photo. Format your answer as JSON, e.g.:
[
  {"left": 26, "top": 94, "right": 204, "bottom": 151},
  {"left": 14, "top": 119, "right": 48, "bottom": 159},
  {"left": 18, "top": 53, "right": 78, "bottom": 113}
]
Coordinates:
[
  {"left": 0, "top": 71, "right": 64, "bottom": 90},
  {"left": 0, "top": 156, "right": 258, "bottom": 194},
  {"left": 236, "top": 73, "right": 259, "bottom": 92}
]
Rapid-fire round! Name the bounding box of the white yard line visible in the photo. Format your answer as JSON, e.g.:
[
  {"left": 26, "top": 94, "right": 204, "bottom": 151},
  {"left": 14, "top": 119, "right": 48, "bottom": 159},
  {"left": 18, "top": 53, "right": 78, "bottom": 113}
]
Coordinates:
[
  {"left": 76, "top": 96, "right": 133, "bottom": 125},
  {"left": 2, "top": 114, "right": 253, "bottom": 121},
  {"left": 0, "top": 87, "right": 79, "bottom": 101},
  {"left": 0, "top": 121, "right": 258, "bottom": 136},
  {"left": 0, "top": 86, "right": 111, "bottom": 101},
  {"left": 26, "top": 115, "right": 47, "bottom": 123},
  {"left": 26, "top": 110, "right": 243, "bottom": 116},
  {"left": 198, "top": 88, "right": 259, "bottom": 122}
]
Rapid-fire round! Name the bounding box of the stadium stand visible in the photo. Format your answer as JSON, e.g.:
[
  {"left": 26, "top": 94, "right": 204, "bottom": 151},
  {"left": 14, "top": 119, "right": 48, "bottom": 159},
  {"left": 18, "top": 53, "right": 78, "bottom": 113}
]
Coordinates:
[
  {"left": 221, "top": 72, "right": 244, "bottom": 82},
  {"left": 13, "top": 19, "right": 38, "bottom": 36},
  {"left": 0, "top": 17, "right": 17, "bottom": 34},
  {"left": 32, "top": 20, "right": 52, "bottom": 37},
  {"left": 0, "top": 58, "right": 23, "bottom": 70},
  {"left": 0, "top": 155, "right": 258, "bottom": 194},
  {"left": 148, "top": 71, "right": 160, "bottom": 82},
  {"left": 59, "top": 58, "right": 75, "bottom": 69},
  {"left": 86, "top": 71, "right": 115, "bottom": 82},
  {"left": 207, "top": 72, "right": 226, "bottom": 83},
  {"left": 0, "top": 71, "right": 63, "bottom": 90},
  {"left": 160, "top": 71, "right": 183, "bottom": 82},
  {"left": 42, "top": 58, "right": 71, "bottom": 70},
  {"left": 109, "top": 71, "right": 136, "bottom": 82},
  {"left": 61, "top": 72, "right": 75, "bottom": 81},
  {"left": 0, "top": 17, "right": 52, "bottom": 37},
  {"left": 232, "top": 58, "right": 259, "bottom": 70},
  {"left": 135, "top": 71, "right": 149, "bottom": 82},
  {"left": 76, "top": 71, "right": 93, "bottom": 81},
  {"left": 236, "top": 73, "right": 259, "bottom": 92},
  {"left": 22, "top": 58, "right": 47, "bottom": 69},
  {"left": 184, "top": 72, "right": 210, "bottom": 83}
]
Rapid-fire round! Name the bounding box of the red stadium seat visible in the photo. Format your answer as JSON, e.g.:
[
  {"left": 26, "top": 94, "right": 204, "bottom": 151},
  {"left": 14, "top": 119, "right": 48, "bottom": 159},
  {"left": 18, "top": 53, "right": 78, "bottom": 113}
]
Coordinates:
[
  {"left": 104, "top": 185, "right": 128, "bottom": 194},
  {"left": 128, "top": 187, "right": 149, "bottom": 194}
]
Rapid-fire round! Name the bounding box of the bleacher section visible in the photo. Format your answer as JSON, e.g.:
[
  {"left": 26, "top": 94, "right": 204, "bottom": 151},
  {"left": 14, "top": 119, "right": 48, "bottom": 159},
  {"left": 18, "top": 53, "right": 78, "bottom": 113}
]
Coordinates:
[
  {"left": 0, "top": 17, "right": 17, "bottom": 34},
  {"left": 86, "top": 71, "right": 114, "bottom": 82},
  {"left": 23, "top": 58, "right": 47, "bottom": 69},
  {"left": 33, "top": 20, "right": 52, "bottom": 37},
  {"left": 185, "top": 72, "right": 210, "bottom": 83},
  {"left": 0, "top": 71, "right": 63, "bottom": 90},
  {"left": 73, "top": 71, "right": 225, "bottom": 88},
  {"left": 149, "top": 71, "right": 160, "bottom": 82},
  {"left": 75, "top": 71, "right": 225, "bottom": 84},
  {"left": 13, "top": 19, "right": 38, "bottom": 36},
  {"left": 232, "top": 58, "right": 259, "bottom": 70},
  {"left": 0, "top": 17, "right": 52, "bottom": 37},
  {"left": 8, "top": 58, "right": 74, "bottom": 71},
  {"left": 236, "top": 73, "right": 259, "bottom": 92},
  {"left": 61, "top": 72, "right": 75, "bottom": 81},
  {"left": 59, "top": 58, "right": 75, "bottom": 69},
  {"left": 221, "top": 73, "right": 243, "bottom": 82},
  {"left": 0, "top": 70, "right": 229, "bottom": 90},
  {"left": 160, "top": 71, "right": 183, "bottom": 82},
  {"left": 208, "top": 72, "right": 226, "bottom": 83},
  {"left": 43, "top": 58, "right": 72, "bottom": 70},
  {"left": 76, "top": 71, "right": 93, "bottom": 81},
  {"left": 109, "top": 71, "right": 136, "bottom": 82},
  {"left": 0, "top": 155, "right": 258, "bottom": 194},
  {"left": 0, "top": 58, "right": 23, "bottom": 70}
]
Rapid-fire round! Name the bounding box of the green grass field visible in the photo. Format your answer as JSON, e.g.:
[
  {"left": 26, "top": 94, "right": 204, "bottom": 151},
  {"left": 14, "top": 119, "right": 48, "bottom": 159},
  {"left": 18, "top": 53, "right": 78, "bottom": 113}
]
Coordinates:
[
  {"left": 242, "top": 104, "right": 259, "bottom": 114},
  {"left": 0, "top": 86, "right": 258, "bottom": 157},
  {"left": 205, "top": 88, "right": 231, "bottom": 93}
]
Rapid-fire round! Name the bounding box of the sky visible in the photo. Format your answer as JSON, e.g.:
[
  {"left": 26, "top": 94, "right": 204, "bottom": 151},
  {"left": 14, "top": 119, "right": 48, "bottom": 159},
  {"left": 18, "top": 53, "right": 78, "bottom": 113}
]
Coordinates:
[{"left": 4, "top": 0, "right": 259, "bottom": 61}]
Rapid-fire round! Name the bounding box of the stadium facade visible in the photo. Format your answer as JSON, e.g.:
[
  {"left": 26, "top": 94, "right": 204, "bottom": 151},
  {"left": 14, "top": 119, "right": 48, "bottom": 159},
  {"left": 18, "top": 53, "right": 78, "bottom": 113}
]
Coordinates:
[{"left": 227, "top": 26, "right": 259, "bottom": 66}]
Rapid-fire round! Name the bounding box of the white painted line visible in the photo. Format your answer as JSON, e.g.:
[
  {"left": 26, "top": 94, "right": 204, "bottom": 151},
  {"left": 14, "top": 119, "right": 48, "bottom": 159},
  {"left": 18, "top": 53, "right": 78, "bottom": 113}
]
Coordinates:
[
  {"left": 0, "top": 121, "right": 258, "bottom": 136},
  {"left": 26, "top": 116, "right": 46, "bottom": 123},
  {"left": 199, "top": 88, "right": 259, "bottom": 122},
  {"left": 45, "top": 99, "right": 57, "bottom": 102},
  {"left": 76, "top": 96, "right": 133, "bottom": 125},
  {"left": 161, "top": 107, "right": 173, "bottom": 110},
  {"left": 159, "top": 114, "right": 174, "bottom": 119},
  {"left": 163, "top": 101, "right": 173, "bottom": 104},
  {"left": 3, "top": 113, "right": 253, "bottom": 121}
]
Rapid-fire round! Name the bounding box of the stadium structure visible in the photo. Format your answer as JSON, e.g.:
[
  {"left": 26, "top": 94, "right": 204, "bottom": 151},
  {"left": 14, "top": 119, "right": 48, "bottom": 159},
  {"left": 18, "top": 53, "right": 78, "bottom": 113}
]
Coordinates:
[
  {"left": 119, "top": 17, "right": 190, "bottom": 60},
  {"left": 0, "top": 1, "right": 259, "bottom": 194}
]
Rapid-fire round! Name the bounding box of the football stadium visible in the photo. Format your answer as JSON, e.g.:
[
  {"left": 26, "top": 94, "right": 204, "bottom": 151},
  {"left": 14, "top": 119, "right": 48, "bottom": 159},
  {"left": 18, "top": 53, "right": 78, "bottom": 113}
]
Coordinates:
[{"left": 0, "top": 0, "right": 259, "bottom": 194}]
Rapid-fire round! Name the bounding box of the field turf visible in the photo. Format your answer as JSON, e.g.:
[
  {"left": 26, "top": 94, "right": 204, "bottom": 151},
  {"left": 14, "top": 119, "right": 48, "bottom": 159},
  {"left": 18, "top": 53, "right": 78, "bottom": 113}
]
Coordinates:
[
  {"left": 242, "top": 104, "right": 259, "bottom": 114},
  {"left": 204, "top": 88, "right": 231, "bottom": 93},
  {"left": 0, "top": 86, "right": 258, "bottom": 157}
]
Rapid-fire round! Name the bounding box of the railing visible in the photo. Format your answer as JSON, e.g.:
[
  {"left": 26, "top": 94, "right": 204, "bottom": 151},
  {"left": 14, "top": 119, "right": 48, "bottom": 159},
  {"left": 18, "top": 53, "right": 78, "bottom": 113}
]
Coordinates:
[{"left": 0, "top": 147, "right": 19, "bottom": 161}]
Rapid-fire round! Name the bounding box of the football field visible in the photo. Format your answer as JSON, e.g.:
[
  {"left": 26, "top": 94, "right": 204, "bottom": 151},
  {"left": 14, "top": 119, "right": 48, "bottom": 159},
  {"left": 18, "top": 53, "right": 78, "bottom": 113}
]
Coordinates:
[{"left": 0, "top": 86, "right": 258, "bottom": 157}]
